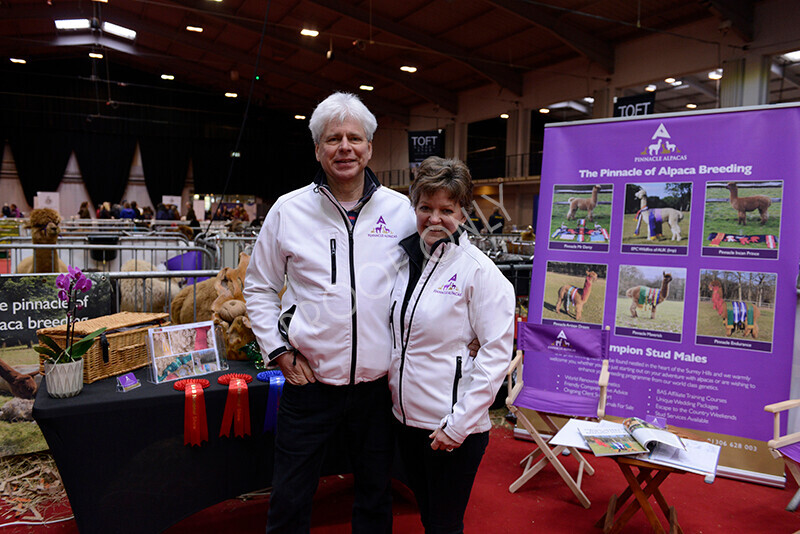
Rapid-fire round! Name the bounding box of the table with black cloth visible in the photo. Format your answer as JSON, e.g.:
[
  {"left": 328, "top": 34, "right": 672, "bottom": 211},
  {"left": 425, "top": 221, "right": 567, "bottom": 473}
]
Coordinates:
[{"left": 33, "top": 361, "right": 282, "bottom": 534}]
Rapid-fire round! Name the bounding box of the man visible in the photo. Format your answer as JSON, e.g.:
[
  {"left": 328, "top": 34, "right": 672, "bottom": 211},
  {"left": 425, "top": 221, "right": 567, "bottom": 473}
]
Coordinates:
[
  {"left": 488, "top": 208, "right": 505, "bottom": 234},
  {"left": 244, "top": 92, "right": 415, "bottom": 533}
]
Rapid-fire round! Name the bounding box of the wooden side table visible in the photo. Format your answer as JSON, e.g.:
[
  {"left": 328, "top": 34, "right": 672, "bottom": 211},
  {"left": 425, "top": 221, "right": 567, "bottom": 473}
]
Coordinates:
[{"left": 595, "top": 456, "right": 687, "bottom": 534}]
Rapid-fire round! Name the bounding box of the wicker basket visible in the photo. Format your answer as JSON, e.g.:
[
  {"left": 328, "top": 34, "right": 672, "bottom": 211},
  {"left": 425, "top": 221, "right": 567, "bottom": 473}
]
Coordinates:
[{"left": 38, "top": 312, "right": 169, "bottom": 383}]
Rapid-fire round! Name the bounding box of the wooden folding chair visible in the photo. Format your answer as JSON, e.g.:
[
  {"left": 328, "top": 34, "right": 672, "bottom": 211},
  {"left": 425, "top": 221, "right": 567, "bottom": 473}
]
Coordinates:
[
  {"left": 764, "top": 399, "right": 800, "bottom": 511},
  {"left": 506, "top": 322, "right": 610, "bottom": 508}
]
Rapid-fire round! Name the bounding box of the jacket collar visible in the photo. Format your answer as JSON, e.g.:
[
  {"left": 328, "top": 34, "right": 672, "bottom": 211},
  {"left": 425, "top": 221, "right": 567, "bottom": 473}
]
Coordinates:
[
  {"left": 314, "top": 167, "right": 380, "bottom": 202},
  {"left": 400, "top": 226, "right": 467, "bottom": 272}
]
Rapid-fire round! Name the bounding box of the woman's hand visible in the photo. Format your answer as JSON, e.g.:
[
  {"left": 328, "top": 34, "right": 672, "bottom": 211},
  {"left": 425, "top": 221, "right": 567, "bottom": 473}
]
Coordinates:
[
  {"left": 275, "top": 351, "right": 316, "bottom": 385},
  {"left": 429, "top": 427, "right": 460, "bottom": 452}
]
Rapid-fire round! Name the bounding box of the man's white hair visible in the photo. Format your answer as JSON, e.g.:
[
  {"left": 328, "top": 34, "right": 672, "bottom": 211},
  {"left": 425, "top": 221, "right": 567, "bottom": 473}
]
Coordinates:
[{"left": 308, "top": 92, "right": 377, "bottom": 144}]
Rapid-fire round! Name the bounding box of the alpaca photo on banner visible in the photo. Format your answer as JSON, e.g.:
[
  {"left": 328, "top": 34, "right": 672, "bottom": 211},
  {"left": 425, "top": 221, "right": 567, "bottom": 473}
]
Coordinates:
[
  {"left": 615, "top": 264, "right": 686, "bottom": 336},
  {"left": 541, "top": 261, "right": 607, "bottom": 326},
  {"left": 548, "top": 183, "right": 613, "bottom": 248},
  {"left": 702, "top": 180, "right": 783, "bottom": 253},
  {"left": 695, "top": 269, "right": 775, "bottom": 344},
  {"left": 621, "top": 182, "right": 691, "bottom": 246}
]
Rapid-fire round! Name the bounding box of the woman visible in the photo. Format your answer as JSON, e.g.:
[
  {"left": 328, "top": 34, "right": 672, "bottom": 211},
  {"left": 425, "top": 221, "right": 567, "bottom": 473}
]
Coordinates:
[
  {"left": 389, "top": 156, "right": 515, "bottom": 533},
  {"left": 78, "top": 201, "right": 92, "bottom": 219}
]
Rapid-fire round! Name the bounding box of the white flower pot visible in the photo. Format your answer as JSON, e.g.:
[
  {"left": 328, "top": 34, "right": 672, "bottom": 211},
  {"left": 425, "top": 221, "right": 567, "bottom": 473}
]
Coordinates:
[{"left": 44, "top": 359, "right": 84, "bottom": 398}]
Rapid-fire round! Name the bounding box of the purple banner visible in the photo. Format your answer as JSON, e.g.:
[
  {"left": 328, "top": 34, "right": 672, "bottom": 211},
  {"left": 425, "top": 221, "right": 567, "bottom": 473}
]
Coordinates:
[{"left": 529, "top": 106, "right": 800, "bottom": 445}]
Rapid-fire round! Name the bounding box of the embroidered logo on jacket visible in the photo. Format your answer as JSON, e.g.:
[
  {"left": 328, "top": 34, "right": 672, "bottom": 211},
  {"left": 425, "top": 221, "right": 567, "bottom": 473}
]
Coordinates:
[
  {"left": 368, "top": 216, "right": 397, "bottom": 238},
  {"left": 433, "top": 274, "right": 462, "bottom": 296}
]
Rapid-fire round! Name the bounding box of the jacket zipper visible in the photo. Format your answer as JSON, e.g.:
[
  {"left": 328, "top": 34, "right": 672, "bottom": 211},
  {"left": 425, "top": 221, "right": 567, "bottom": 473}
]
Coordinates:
[
  {"left": 451, "top": 356, "right": 462, "bottom": 408},
  {"left": 389, "top": 301, "right": 397, "bottom": 349},
  {"left": 398, "top": 247, "right": 443, "bottom": 424},
  {"left": 329, "top": 238, "right": 337, "bottom": 285},
  {"left": 320, "top": 186, "right": 359, "bottom": 385}
]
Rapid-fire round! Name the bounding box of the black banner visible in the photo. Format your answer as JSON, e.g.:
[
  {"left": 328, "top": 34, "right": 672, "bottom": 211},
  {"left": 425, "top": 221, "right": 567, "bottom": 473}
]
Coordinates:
[
  {"left": 0, "top": 273, "right": 112, "bottom": 347},
  {"left": 408, "top": 130, "right": 445, "bottom": 165},
  {"left": 613, "top": 93, "right": 656, "bottom": 117}
]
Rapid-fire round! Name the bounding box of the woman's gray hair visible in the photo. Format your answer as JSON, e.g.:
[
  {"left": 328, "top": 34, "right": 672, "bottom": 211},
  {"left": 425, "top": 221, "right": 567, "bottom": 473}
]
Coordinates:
[
  {"left": 309, "top": 92, "right": 378, "bottom": 144},
  {"left": 409, "top": 156, "right": 473, "bottom": 209}
]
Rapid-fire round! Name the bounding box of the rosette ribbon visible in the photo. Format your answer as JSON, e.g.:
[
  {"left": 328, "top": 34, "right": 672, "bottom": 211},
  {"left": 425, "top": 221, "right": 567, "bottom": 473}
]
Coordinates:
[
  {"left": 174, "top": 379, "right": 210, "bottom": 446},
  {"left": 218, "top": 373, "right": 253, "bottom": 438},
  {"left": 256, "top": 370, "right": 285, "bottom": 433}
]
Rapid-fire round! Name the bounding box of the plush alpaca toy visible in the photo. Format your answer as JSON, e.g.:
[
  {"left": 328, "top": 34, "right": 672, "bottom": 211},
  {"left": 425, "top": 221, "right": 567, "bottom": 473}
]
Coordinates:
[
  {"left": 170, "top": 276, "right": 218, "bottom": 325},
  {"left": 16, "top": 208, "right": 69, "bottom": 273},
  {"left": 210, "top": 253, "right": 254, "bottom": 360},
  {"left": 170, "top": 254, "right": 254, "bottom": 361}
]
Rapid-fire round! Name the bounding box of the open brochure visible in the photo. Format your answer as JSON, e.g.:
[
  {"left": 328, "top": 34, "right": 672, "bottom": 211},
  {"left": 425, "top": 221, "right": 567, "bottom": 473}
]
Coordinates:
[
  {"left": 552, "top": 418, "right": 720, "bottom": 476},
  {"left": 578, "top": 417, "right": 685, "bottom": 457}
]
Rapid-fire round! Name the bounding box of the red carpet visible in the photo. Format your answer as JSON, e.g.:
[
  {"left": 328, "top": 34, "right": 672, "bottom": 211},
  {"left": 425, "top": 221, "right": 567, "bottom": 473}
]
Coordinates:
[{"left": 3, "top": 425, "right": 800, "bottom": 533}]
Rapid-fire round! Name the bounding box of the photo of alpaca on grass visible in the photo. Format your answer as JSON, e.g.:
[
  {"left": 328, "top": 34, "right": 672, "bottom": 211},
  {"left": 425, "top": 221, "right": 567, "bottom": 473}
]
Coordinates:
[
  {"left": 615, "top": 265, "right": 686, "bottom": 335},
  {"left": 695, "top": 270, "right": 775, "bottom": 343},
  {"left": 549, "top": 184, "right": 613, "bottom": 245},
  {"left": 542, "top": 261, "right": 607, "bottom": 325},
  {"left": 702, "top": 180, "right": 782, "bottom": 250},
  {"left": 621, "top": 182, "right": 691, "bottom": 246}
]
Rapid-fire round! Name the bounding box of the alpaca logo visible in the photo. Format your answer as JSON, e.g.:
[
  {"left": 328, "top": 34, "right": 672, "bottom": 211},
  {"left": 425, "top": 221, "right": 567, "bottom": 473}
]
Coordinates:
[
  {"left": 553, "top": 330, "right": 572, "bottom": 348},
  {"left": 434, "top": 274, "right": 462, "bottom": 296},
  {"left": 633, "top": 123, "right": 687, "bottom": 162},
  {"left": 368, "top": 216, "right": 397, "bottom": 238}
]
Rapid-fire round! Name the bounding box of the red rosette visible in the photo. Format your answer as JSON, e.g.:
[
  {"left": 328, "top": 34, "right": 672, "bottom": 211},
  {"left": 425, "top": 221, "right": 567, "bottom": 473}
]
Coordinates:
[
  {"left": 218, "top": 374, "right": 252, "bottom": 438},
  {"left": 216, "top": 373, "right": 253, "bottom": 385},
  {"left": 173, "top": 378, "right": 210, "bottom": 391},
  {"left": 174, "top": 379, "right": 209, "bottom": 446}
]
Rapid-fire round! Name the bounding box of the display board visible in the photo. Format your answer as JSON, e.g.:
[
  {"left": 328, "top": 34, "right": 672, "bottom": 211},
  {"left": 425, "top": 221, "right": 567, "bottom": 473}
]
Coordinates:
[{"left": 529, "top": 104, "right": 800, "bottom": 483}]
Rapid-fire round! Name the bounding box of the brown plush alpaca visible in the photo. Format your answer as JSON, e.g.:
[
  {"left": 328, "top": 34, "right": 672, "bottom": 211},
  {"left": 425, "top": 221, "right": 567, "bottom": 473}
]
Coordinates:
[
  {"left": 170, "top": 277, "right": 218, "bottom": 325},
  {"left": 566, "top": 185, "right": 600, "bottom": 221},
  {"left": 556, "top": 271, "right": 598, "bottom": 321},
  {"left": 170, "top": 253, "right": 251, "bottom": 327},
  {"left": 0, "top": 358, "right": 38, "bottom": 399},
  {"left": 626, "top": 272, "right": 672, "bottom": 319},
  {"left": 726, "top": 182, "right": 771, "bottom": 225},
  {"left": 709, "top": 280, "right": 760, "bottom": 338},
  {"left": 210, "top": 253, "right": 254, "bottom": 360},
  {"left": 15, "top": 208, "right": 69, "bottom": 273}
]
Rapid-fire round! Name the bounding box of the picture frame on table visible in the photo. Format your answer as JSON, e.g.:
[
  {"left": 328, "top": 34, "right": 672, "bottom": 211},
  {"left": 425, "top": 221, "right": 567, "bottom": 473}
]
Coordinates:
[{"left": 146, "top": 321, "right": 225, "bottom": 384}]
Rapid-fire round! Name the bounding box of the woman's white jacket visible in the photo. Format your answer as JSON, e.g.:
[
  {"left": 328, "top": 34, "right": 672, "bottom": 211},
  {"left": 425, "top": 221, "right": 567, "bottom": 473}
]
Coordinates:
[
  {"left": 389, "top": 231, "right": 515, "bottom": 444},
  {"left": 244, "top": 170, "right": 416, "bottom": 385}
]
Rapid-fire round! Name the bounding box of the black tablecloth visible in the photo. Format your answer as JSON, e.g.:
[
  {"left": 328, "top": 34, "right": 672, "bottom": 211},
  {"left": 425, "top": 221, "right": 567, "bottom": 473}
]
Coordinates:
[{"left": 33, "top": 361, "right": 277, "bottom": 534}]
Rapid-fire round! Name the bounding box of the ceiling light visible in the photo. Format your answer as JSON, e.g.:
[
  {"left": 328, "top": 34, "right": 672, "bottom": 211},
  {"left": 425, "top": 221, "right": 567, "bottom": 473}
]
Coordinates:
[
  {"left": 55, "top": 19, "right": 91, "bottom": 30},
  {"left": 92, "top": 0, "right": 109, "bottom": 3},
  {"left": 538, "top": 108, "right": 550, "bottom": 114},
  {"left": 645, "top": 84, "right": 657, "bottom": 92},
  {"left": 708, "top": 68, "right": 723, "bottom": 80},
  {"left": 400, "top": 65, "right": 417, "bottom": 73},
  {"left": 9, "top": 58, "right": 26, "bottom": 64},
  {"left": 294, "top": 115, "right": 306, "bottom": 120},
  {"left": 664, "top": 77, "right": 676, "bottom": 84},
  {"left": 89, "top": 52, "right": 104, "bottom": 59},
  {"left": 783, "top": 50, "right": 800, "bottom": 62},
  {"left": 670, "top": 80, "right": 683, "bottom": 87},
  {"left": 102, "top": 21, "right": 137, "bottom": 40},
  {"left": 359, "top": 84, "right": 374, "bottom": 91},
  {"left": 224, "top": 92, "right": 238, "bottom": 98},
  {"left": 161, "top": 74, "right": 175, "bottom": 80},
  {"left": 500, "top": 113, "right": 509, "bottom": 119},
  {"left": 686, "top": 103, "right": 697, "bottom": 109},
  {"left": 300, "top": 29, "right": 319, "bottom": 37},
  {"left": 583, "top": 96, "right": 594, "bottom": 103},
  {"left": 186, "top": 26, "right": 204, "bottom": 33}
]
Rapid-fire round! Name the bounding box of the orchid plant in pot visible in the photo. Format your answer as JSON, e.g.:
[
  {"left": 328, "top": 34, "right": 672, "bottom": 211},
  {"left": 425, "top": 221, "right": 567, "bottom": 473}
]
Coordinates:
[{"left": 35, "top": 266, "right": 106, "bottom": 398}]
